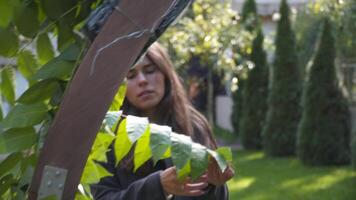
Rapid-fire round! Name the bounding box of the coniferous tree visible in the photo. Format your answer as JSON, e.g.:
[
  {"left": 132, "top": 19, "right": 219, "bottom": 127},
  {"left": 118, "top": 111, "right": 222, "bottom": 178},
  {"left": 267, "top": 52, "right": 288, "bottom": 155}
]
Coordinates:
[
  {"left": 241, "top": 0, "right": 258, "bottom": 31},
  {"left": 297, "top": 19, "right": 351, "bottom": 165},
  {"left": 262, "top": 0, "right": 301, "bottom": 156},
  {"left": 240, "top": 29, "right": 269, "bottom": 149},
  {"left": 231, "top": 0, "right": 258, "bottom": 136}
]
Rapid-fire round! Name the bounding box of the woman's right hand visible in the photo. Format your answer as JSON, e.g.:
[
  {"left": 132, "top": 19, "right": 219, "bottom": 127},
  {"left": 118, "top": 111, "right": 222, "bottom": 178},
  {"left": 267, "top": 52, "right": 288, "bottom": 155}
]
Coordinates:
[{"left": 160, "top": 167, "right": 208, "bottom": 196}]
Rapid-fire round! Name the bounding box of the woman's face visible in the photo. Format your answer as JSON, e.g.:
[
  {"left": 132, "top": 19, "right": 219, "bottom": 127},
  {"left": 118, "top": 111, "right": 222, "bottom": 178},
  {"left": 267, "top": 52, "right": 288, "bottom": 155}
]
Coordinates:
[{"left": 125, "top": 56, "right": 166, "bottom": 116}]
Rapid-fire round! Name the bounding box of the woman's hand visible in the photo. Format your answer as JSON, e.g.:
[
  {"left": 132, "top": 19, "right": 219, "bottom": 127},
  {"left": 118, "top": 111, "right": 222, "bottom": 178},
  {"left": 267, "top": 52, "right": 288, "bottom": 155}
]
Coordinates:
[
  {"left": 206, "top": 159, "right": 235, "bottom": 186},
  {"left": 160, "top": 167, "right": 208, "bottom": 196}
]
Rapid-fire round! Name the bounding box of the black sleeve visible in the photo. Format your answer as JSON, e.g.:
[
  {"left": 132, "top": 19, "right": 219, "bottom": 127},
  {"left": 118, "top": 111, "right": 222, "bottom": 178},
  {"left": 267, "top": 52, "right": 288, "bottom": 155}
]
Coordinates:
[
  {"left": 90, "top": 146, "right": 167, "bottom": 200},
  {"left": 91, "top": 170, "right": 167, "bottom": 200}
]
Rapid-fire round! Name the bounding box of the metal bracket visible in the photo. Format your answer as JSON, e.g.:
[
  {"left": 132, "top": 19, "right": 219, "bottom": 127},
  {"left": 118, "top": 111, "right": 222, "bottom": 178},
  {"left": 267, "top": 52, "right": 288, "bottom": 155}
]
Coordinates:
[{"left": 38, "top": 165, "right": 68, "bottom": 200}]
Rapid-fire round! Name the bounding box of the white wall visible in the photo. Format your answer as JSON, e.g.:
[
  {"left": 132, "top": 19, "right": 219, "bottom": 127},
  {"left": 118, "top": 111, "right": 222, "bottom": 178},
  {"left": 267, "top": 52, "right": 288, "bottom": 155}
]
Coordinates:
[{"left": 215, "top": 95, "right": 234, "bottom": 132}]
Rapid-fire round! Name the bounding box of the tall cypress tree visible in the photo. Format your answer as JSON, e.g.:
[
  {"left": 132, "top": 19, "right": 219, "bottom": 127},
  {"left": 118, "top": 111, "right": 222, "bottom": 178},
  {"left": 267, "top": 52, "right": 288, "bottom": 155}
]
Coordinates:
[
  {"left": 240, "top": 29, "right": 269, "bottom": 149},
  {"left": 241, "top": 0, "right": 258, "bottom": 31},
  {"left": 262, "top": 0, "right": 301, "bottom": 156},
  {"left": 297, "top": 19, "right": 351, "bottom": 165},
  {"left": 231, "top": 0, "right": 258, "bottom": 136}
]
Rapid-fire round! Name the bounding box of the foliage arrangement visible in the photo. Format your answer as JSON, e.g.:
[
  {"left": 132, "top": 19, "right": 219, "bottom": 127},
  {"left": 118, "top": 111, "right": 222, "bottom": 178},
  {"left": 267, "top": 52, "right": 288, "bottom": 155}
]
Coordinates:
[
  {"left": 239, "top": 29, "right": 268, "bottom": 149},
  {"left": 262, "top": 0, "right": 301, "bottom": 156},
  {"left": 297, "top": 19, "right": 351, "bottom": 166}
]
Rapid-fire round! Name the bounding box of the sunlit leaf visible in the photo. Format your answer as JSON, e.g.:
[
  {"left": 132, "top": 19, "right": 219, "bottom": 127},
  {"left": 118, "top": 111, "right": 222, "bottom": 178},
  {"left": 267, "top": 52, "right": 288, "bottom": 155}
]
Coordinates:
[
  {"left": 0, "top": 128, "right": 36, "bottom": 154},
  {"left": 90, "top": 132, "right": 115, "bottom": 162},
  {"left": 190, "top": 143, "right": 208, "bottom": 180},
  {"left": 207, "top": 149, "right": 227, "bottom": 172},
  {"left": 37, "top": 33, "right": 55, "bottom": 64},
  {"left": 126, "top": 115, "right": 149, "bottom": 143},
  {"left": 103, "top": 111, "right": 122, "bottom": 133},
  {"left": 114, "top": 119, "right": 132, "bottom": 165},
  {"left": 17, "top": 79, "right": 60, "bottom": 104},
  {"left": 0, "top": 27, "right": 19, "bottom": 57},
  {"left": 1, "top": 67, "right": 15, "bottom": 105},
  {"left": 216, "top": 147, "right": 232, "bottom": 162},
  {"left": 109, "top": 83, "right": 127, "bottom": 111},
  {"left": 177, "top": 161, "right": 191, "bottom": 180},
  {"left": 17, "top": 50, "right": 39, "bottom": 82},
  {"left": 134, "top": 126, "right": 151, "bottom": 172},
  {"left": 150, "top": 124, "right": 171, "bottom": 164},
  {"left": 80, "top": 160, "right": 111, "bottom": 184},
  {"left": 171, "top": 133, "right": 192, "bottom": 170},
  {"left": 1, "top": 103, "right": 47, "bottom": 128}
]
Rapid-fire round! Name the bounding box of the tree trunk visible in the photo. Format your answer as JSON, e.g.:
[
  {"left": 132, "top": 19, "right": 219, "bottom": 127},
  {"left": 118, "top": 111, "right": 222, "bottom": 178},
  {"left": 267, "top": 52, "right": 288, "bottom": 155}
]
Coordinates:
[{"left": 207, "top": 69, "right": 214, "bottom": 124}]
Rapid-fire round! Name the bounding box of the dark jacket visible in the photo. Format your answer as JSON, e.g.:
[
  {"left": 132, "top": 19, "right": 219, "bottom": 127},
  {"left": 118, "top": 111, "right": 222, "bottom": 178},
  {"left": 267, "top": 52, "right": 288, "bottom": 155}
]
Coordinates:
[{"left": 91, "top": 146, "right": 229, "bottom": 200}]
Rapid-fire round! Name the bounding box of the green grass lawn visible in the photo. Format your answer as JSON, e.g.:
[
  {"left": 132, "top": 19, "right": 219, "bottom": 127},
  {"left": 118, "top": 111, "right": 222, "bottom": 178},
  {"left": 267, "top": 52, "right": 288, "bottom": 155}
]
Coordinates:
[{"left": 227, "top": 150, "right": 356, "bottom": 200}]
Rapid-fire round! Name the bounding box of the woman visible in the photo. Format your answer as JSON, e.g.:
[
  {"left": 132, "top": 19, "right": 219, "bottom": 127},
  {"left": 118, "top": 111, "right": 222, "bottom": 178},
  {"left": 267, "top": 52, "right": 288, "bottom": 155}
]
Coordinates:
[{"left": 91, "top": 43, "right": 234, "bottom": 200}]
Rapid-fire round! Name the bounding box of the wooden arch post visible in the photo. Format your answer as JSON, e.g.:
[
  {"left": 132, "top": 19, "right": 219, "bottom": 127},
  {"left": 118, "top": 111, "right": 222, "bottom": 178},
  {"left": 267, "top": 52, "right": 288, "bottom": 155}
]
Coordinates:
[{"left": 29, "top": 0, "right": 175, "bottom": 199}]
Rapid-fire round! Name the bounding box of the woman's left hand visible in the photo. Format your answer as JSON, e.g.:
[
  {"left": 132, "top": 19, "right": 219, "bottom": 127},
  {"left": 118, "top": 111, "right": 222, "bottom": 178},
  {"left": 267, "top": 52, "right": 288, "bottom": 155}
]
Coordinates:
[{"left": 205, "top": 160, "right": 235, "bottom": 186}]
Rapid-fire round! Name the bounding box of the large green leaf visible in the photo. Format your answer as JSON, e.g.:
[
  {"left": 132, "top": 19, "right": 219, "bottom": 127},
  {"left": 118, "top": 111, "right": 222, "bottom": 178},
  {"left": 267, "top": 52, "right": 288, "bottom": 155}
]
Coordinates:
[
  {"left": 0, "top": 127, "right": 36, "bottom": 154},
  {"left": 0, "top": 152, "right": 22, "bottom": 177},
  {"left": 114, "top": 119, "right": 132, "bottom": 165},
  {"left": 103, "top": 111, "right": 122, "bottom": 133},
  {"left": 177, "top": 161, "right": 191, "bottom": 180},
  {"left": 216, "top": 147, "right": 232, "bottom": 163},
  {"left": 80, "top": 159, "right": 112, "bottom": 184},
  {"left": 36, "top": 33, "right": 55, "bottom": 64},
  {"left": 207, "top": 149, "right": 227, "bottom": 172},
  {"left": 171, "top": 133, "right": 192, "bottom": 170},
  {"left": 133, "top": 126, "right": 151, "bottom": 172},
  {"left": 0, "top": 0, "right": 18, "bottom": 27},
  {"left": 1, "top": 67, "right": 15, "bottom": 105},
  {"left": 17, "top": 50, "right": 39, "bottom": 81},
  {"left": 33, "top": 59, "right": 75, "bottom": 80},
  {"left": 57, "top": 20, "right": 74, "bottom": 51},
  {"left": 149, "top": 124, "right": 171, "bottom": 164},
  {"left": 1, "top": 103, "right": 47, "bottom": 128},
  {"left": 39, "top": 0, "right": 76, "bottom": 21},
  {"left": 126, "top": 116, "right": 149, "bottom": 143},
  {"left": 109, "top": 83, "right": 127, "bottom": 111},
  {"left": 17, "top": 79, "right": 60, "bottom": 104},
  {"left": 90, "top": 132, "right": 115, "bottom": 163},
  {"left": 0, "top": 26, "right": 19, "bottom": 57},
  {"left": 0, "top": 174, "right": 16, "bottom": 196},
  {"left": 190, "top": 143, "right": 208, "bottom": 180},
  {"left": 13, "top": 1, "right": 39, "bottom": 38},
  {"left": 58, "top": 43, "right": 81, "bottom": 61}
]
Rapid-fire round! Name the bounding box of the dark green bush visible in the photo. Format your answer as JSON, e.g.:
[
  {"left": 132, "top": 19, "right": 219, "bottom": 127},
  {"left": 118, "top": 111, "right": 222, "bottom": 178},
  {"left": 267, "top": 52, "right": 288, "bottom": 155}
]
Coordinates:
[
  {"left": 297, "top": 19, "right": 351, "bottom": 165},
  {"left": 240, "top": 30, "right": 268, "bottom": 149},
  {"left": 262, "top": 0, "right": 301, "bottom": 156}
]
